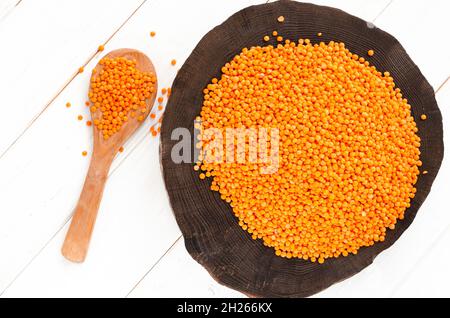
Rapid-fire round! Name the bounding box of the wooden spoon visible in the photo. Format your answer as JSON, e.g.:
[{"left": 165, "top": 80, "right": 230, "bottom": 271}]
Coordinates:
[{"left": 61, "top": 48, "right": 157, "bottom": 263}]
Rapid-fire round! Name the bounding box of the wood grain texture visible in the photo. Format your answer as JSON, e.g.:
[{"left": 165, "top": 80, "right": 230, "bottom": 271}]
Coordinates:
[
  {"left": 161, "top": 0, "right": 444, "bottom": 297},
  {"left": 62, "top": 49, "right": 157, "bottom": 262}
]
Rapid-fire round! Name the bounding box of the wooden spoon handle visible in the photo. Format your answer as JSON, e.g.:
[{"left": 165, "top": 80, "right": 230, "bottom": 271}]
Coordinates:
[{"left": 61, "top": 153, "right": 113, "bottom": 263}]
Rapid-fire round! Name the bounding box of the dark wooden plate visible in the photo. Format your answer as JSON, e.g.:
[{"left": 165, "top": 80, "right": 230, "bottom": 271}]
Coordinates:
[{"left": 160, "top": 0, "right": 444, "bottom": 297}]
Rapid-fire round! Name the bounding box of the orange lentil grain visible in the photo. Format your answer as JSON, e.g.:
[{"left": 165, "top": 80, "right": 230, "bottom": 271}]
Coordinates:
[
  {"left": 263, "top": 35, "right": 270, "bottom": 42},
  {"left": 317, "top": 32, "right": 322, "bottom": 37},
  {"left": 86, "top": 120, "right": 92, "bottom": 127},
  {"left": 98, "top": 45, "right": 105, "bottom": 52},
  {"left": 85, "top": 101, "right": 90, "bottom": 106},
  {"left": 277, "top": 16, "right": 285, "bottom": 23},
  {"left": 150, "top": 113, "right": 156, "bottom": 119},
  {"left": 272, "top": 31, "right": 278, "bottom": 36},
  {"left": 162, "top": 88, "right": 167, "bottom": 94},
  {"left": 423, "top": 170, "right": 428, "bottom": 174},
  {"left": 158, "top": 105, "right": 163, "bottom": 111},
  {"left": 82, "top": 151, "right": 87, "bottom": 156},
  {"left": 368, "top": 49, "right": 375, "bottom": 56},
  {"left": 77, "top": 115, "right": 83, "bottom": 121},
  {"left": 66, "top": 102, "right": 71, "bottom": 108},
  {"left": 420, "top": 114, "right": 427, "bottom": 120},
  {"left": 171, "top": 59, "right": 177, "bottom": 66},
  {"left": 78, "top": 66, "right": 84, "bottom": 73},
  {"left": 151, "top": 130, "right": 157, "bottom": 137},
  {"left": 277, "top": 36, "right": 283, "bottom": 42},
  {"left": 119, "top": 146, "right": 124, "bottom": 152},
  {"left": 158, "top": 97, "right": 164, "bottom": 103},
  {"left": 150, "top": 31, "right": 156, "bottom": 37}
]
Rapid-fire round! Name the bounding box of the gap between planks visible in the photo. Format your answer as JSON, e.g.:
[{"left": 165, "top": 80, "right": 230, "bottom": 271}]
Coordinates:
[
  {"left": 372, "top": 0, "right": 394, "bottom": 23},
  {"left": 125, "top": 236, "right": 182, "bottom": 297}
]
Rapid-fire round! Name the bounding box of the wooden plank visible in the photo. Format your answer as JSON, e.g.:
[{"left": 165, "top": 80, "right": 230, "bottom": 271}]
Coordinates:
[
  {"left": 128, "top": 238, "right": 245, "bottom": 298},
  {"left": 375, "top": 0, "right": 450, "bottom": 90},
  {"left": 0, "top": 0, "right": 264, "bottom": 297},
  {"left": 392, "top": 232, "right": 450, "bottom": 297},
  {"left": 0, "top": 0, "right": 144, "bottom": 157}
]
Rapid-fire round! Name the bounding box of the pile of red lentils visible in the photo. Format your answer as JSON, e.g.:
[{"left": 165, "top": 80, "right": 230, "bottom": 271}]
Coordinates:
[
  {"left": 195, "top": 35, "right": 422, "bottom": 263},
  {"left": 88, "top": 57, "right": 156, "bottom": 140}
]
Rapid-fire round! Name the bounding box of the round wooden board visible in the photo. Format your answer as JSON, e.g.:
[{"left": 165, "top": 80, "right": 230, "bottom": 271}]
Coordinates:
[{"left": 160, "top": 0, "right": 444, "bottom": 297}]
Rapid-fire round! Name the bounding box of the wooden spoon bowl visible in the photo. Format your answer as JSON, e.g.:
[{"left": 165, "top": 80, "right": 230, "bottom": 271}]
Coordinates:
[{"left": 61, "top": 48, "right": 157, "bottom": 263}]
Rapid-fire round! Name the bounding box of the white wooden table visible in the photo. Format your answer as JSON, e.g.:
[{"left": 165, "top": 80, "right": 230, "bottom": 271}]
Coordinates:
[{"left": 0, "top": 0, "right": 449, "bottom": 298}]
